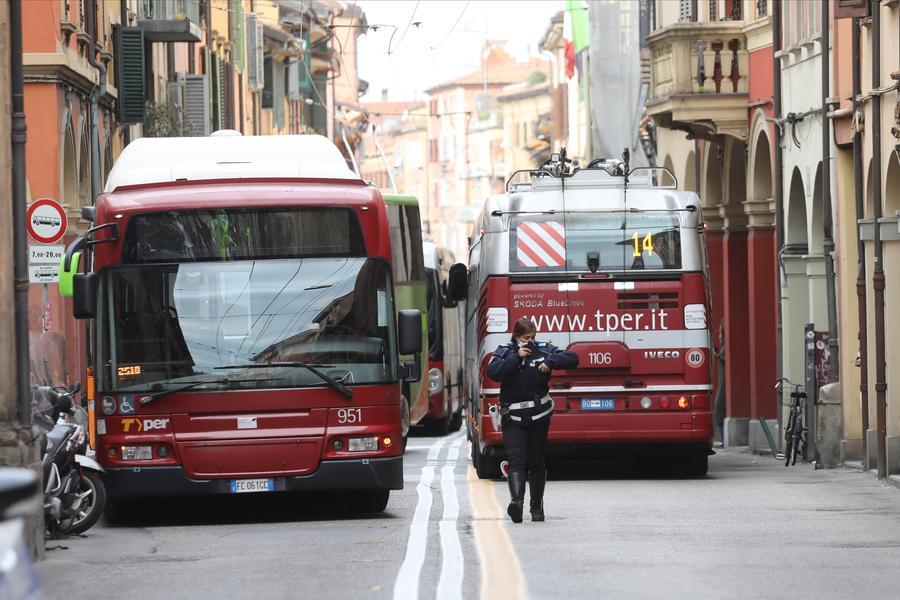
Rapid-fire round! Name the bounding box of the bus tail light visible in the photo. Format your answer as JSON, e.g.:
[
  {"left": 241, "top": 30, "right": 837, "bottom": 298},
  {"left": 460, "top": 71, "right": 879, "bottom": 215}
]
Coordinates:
[
  {"left": 121, "top": 446, "right": 152, "bottom": 461},
  {"left": 348, "top": 437, "right": 379, "bottom": 452},
  {"left": 659, "top": 397, "right": 671, "bottom": 409},
  {"left": 678, "top": 396, "right": 690, "bottom": 409},
  {"left": 640, "top": 397, "right": 652, "bottom": 409},
  {"left": 383, "top": 437, "right": 393, "bottom": 448}
]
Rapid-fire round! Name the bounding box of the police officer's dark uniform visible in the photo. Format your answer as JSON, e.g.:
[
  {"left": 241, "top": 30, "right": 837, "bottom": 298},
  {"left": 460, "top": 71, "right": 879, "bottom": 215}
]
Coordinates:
[{"left": 487, "top": 340, "right": 578, "bottom": 522}]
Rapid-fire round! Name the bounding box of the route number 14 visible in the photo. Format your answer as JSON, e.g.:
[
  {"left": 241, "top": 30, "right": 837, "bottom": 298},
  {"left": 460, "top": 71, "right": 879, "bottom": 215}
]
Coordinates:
[{"left": 632, "top": 232, "right": 654, "bottom": 257}]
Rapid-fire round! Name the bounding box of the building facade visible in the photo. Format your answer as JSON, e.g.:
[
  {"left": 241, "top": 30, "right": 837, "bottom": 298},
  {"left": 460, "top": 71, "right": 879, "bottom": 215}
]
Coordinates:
[
  {"left": 647, "top": 0, "right": 777, "bottom": 448},
  {"left": 21, "top": 0, "right": 356, "bottom": 393}
]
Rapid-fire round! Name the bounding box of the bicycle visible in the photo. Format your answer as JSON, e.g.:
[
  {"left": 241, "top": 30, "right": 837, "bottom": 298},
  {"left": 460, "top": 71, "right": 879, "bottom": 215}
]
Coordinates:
[{"left": 776, "top": 378, "right": 807, "bottom": 466}]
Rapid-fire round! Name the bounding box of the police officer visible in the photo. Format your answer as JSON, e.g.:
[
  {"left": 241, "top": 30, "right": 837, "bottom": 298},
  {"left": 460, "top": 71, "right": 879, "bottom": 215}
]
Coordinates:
[{"left": 487, "top": 317, "right": 578, "bottom": 523}]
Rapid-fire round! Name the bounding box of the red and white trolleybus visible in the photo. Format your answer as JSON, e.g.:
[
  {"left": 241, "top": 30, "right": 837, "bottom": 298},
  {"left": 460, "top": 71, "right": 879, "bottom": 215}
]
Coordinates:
[
  {"left": 59, "top": 133, "right": 423, "bottom": 513},
  {"left": 448, "top": 155, "right": 714, "bottom": 477}
]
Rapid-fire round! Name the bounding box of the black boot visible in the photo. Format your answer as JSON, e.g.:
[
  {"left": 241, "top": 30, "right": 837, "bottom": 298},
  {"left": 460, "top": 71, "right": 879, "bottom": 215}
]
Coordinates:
[
  {"left": 529, "top": 467, "right": 546, "bottom": 522},
  {"left": 506, "top": 470, "right": 525, "bottom": 523}
]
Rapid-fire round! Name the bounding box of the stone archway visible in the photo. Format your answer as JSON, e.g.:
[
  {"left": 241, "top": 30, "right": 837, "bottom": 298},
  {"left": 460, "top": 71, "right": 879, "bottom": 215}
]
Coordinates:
[
  {"left": 702, "top": 142, "right": 724, "bottom": 208},
  {"left": 684, "top": 150, "right": 696, "bottom": 192},
  {"left": 744, "top": 126, "right": 778, "bottom": 447},
  {"left": 62, "top": 124, "right": 77, "bottom": 208},
  {"left": 786, "top": 167, "right": 808, "bottom": 247},
  {"left": 78, "top": 123, "right": 91, "bottom": 210},
  {"left": 782, "top": 166, "right": 810, "bottom": 410},
  {"left": 720, "top": 137, "right": 750, "bottom": 446},
  {"left": 810, "top": 163, "right": 824, "bottom": 254},
  {"left": 885, "top": 153, "right": 900, "bottom": 217}
]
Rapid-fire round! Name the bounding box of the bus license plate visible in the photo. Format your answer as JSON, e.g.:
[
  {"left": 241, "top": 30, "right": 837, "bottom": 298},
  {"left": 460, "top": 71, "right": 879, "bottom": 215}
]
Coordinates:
[
  {"left": 582, "top": 398, "right": 615, "bottom": 411},
  {"left": 230, "top": 478, "right": 274, "bottom": 493}
]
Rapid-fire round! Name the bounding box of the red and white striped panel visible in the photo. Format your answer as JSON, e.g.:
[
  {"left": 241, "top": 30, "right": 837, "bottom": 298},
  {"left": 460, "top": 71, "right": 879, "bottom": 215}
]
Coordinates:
[{"left": 517, "top": 221, "right": 566, "bottom": 267}]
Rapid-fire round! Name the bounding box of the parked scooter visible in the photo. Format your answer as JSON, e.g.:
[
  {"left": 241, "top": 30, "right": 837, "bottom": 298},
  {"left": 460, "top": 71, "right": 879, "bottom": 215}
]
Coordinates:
[{"left": 33, "top": 383, "right": 106, "bottom": 537}]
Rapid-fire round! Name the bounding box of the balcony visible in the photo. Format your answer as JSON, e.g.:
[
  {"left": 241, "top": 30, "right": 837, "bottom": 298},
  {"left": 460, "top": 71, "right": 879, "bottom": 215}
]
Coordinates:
[
  {"left": 137, "top": 0, "right": 201, "bottom": 43},
  {"left": 646, "top": 21, "right": 749, "bottom": 141}
]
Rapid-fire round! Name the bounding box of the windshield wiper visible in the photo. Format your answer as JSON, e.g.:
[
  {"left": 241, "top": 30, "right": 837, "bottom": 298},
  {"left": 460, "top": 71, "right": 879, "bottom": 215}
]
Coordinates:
[
  {"left": 139, "top": 377, "right": 282, "bottom": 406},
  {"left": 215, "top": 362, "right": 353, "bottom": 399}
]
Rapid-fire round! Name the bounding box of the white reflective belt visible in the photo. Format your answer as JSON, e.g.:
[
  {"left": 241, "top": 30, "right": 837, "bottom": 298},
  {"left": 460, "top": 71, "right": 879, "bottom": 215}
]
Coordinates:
[
  {"left": 508, "top": 404, "right": 554, "bottom": 422},
  {"left": 507, "top": 394, "right": 553, "bottom": 412}
]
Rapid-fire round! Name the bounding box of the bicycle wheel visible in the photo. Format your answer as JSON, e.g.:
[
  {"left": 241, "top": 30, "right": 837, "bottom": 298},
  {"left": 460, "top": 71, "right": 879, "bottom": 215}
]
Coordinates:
[
  {"left": 790, "top": 414, "right": 803, "bottom": 465},
  {"left": 784, "top": 409, "right": 797, "bottom": 467}
]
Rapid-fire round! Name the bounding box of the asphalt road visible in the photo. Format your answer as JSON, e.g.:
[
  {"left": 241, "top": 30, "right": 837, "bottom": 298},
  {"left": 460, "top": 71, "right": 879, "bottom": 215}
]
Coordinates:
[{"left": 36, "top": 436, "right": 900, "bottom": 599}]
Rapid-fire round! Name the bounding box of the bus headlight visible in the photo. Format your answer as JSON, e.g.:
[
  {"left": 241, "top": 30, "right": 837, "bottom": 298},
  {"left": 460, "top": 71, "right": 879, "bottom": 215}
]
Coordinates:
[
  {"left": 348, "top": 437, "right": 379, "bottom": 452},
  {"left": 428, "top": 368, "right": 443, "bottom": 394}
]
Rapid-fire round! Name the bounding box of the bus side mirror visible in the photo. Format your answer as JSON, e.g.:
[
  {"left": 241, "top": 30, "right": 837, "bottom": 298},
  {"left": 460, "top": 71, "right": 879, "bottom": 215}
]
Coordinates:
[
  {"left": 73, "top": 273, "right": 97, "bottom": 320},
  {"left": 398, "top": 309, "right": 422, "bottom": 355},
  {"left": 441, "top": 280, "right": 457, "bottom": 309},
  {"left": 59, "top": 250, "right": 81, "bottom": 298},
  {"left": 447, "top": 263, "right": 467, "bottom": 301}
]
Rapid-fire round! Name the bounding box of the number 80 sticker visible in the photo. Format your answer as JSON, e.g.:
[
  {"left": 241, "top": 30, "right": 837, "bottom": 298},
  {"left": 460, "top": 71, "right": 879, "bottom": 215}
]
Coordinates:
[{"left": 686, "top": 348, "right": 705, "bottom": 368}]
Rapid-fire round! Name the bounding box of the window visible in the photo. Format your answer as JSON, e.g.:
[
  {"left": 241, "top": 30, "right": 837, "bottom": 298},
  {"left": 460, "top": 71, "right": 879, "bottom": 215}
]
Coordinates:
[
  {"left": 123, "top": 207, "right": 366, "bottom": 263},
  {"left": 679, "top": 0, "right": 698, "bottom": 22},
  {"left": 386, "top": 203, "right": 425, "bottom": 284}
]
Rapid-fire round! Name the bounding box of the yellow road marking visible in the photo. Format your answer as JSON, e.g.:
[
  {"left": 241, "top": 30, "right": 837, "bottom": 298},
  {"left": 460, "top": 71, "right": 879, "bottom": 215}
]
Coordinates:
[{"left": 467, "top": 465, "right": 527, "bottom": 600}]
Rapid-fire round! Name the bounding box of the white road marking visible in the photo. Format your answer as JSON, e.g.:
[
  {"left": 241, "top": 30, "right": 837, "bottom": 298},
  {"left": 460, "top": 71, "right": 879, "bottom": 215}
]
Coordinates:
[
  {"left": 437, "top": 436, "right": 466, "bottom": 600},
  {"left": 394, "top": 436, "right": 448, "bottom": 600}
]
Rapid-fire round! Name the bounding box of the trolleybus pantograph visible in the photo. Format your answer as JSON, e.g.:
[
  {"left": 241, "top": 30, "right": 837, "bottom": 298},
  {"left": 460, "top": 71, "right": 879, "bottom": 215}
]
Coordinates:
[
  {"left": 58, "top": 133, "right": 423, "bottom": 514},
  {"left": 447, "top": 152, "right": 714, "bottom": 477}
]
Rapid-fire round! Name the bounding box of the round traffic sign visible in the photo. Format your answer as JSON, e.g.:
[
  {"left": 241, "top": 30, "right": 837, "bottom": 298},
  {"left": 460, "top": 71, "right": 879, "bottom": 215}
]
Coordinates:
[{"left": 26, "top": 198, "right": 67, "bottom": 244}]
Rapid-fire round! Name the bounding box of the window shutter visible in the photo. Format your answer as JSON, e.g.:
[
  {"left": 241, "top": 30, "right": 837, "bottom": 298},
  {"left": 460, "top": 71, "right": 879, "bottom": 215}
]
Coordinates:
[
  {"left": 262, "top": 56, "right": 274, "bottom": 108},
  {"left": 246, "top": 14, "right": 264, "bottom": 90},
  {"left": 167, "top": 79, "right": 186, "bottom": 136},
  {"left": 834, "top": 0, "right": 869, "bottom": 19},
  {"left": 210, "top": 51, "right": 222, "bottom": 131},
  {"left": 273, "top": 61, "right": 285, "bottom": 130},
  {"left": 183, "top": 74, "right": 210, "bottom": 136},
  {"left": 114, "top": 26, "right": 145, "bottom": 124},
  {"left": 223, "top": 61, "right": 235, "bottom": 130},
  {"left": 679, "top": 0, "right": 697, "bottom": 22},
  {"left": 229, "top": 0, "right": 245, "bottom": 71}
]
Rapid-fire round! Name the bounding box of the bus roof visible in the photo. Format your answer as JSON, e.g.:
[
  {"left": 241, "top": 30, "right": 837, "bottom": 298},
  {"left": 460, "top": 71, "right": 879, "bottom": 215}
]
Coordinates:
[
  {"left": 104, "top": 133, "right": 360, "bottom": 192},
  {"left": 381, "top": 193, "right": 419, "bottom": 206}
]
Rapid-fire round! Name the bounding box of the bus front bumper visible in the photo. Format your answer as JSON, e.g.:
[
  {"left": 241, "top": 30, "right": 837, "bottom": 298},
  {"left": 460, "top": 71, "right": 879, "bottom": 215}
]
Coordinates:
[{"left": 102, "top": 456, "right": 404, "bottom": 498}]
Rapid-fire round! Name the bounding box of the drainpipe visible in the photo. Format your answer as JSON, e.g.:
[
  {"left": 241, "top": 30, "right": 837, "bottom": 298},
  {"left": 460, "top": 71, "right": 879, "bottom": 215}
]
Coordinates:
[
  {"left": 851, "top": 18, "right": 869, "bottom": 468},
  {"left": 821, "top": 0, "right": 839, "bottom": 383},
  {"left": 86, "top": 0, "right": 107, "bottom": 202},
  {"left": 10, "top": 0, "right": 31, "bottom": 425},
  {"left": 773, "top": 0, "right": 785, "bottom": 417},
  {"left": 871, "top": 0, "right": 888, "bottom": 479}
]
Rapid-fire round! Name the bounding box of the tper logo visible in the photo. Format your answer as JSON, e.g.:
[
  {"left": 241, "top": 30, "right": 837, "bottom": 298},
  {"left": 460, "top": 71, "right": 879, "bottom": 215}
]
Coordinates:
[{"left": 122, "top": 418, "right": 170, "bottom": 433}]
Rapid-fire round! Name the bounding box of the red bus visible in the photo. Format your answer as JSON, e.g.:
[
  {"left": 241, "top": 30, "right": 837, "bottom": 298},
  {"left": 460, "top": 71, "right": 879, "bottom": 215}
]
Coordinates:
[
  {"left": 447, "top": 156, "right": 713, "bottom": 477},
  {"left": 422, "top": 242, "right": 464, "bottom": 435},
  {"left": 59, "top": 134, "right": 422, "bottom": 513}
]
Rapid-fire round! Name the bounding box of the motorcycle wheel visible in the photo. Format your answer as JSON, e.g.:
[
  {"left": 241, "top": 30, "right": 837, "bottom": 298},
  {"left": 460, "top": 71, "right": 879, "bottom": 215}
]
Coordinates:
[{"left": 58, "top": 471, "right": 106, "bottom": 536}]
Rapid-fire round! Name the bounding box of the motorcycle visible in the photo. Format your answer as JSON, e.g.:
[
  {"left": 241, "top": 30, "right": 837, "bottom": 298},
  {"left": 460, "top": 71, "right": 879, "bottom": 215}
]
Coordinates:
[{"left": 33, "top": 383, "right": 107, "bottom": 537}]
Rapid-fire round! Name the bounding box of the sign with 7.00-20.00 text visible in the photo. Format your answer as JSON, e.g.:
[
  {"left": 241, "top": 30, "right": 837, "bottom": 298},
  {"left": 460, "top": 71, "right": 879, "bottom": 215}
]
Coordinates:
[{"left": 26, "top": 198, "right": 67, "bottom": 285}]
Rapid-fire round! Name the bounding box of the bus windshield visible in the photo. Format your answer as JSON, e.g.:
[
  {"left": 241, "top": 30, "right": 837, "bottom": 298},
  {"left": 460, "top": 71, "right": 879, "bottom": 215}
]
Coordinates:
[
  {"left": 509, "top": 212, "right": 682, "bottom": 272},
  {"left": 97, "top": 257, "right": 397, "bottom": 392}
]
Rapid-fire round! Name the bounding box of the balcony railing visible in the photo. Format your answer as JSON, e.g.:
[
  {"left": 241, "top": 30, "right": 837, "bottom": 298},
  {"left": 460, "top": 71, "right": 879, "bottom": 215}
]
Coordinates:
[
  {"left": 138, "top": 0, "right": 201, "bottom": 25},
  {"left": 648, "top": 22, "right": 748, "bottom": 100},
  {"left": 646, "top": 21, "right": 749, "bottom": 140}
]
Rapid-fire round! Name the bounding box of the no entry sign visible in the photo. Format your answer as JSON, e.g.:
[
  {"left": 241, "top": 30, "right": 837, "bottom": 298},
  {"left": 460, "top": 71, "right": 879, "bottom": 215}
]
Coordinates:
[{"left": 26, "top": 198, "right": 67, "bottom": 244}]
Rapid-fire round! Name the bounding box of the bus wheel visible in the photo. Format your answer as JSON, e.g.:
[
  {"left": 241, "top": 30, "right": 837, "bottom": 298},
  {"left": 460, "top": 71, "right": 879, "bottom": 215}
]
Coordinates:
[
  {"left": 473, "top": 438, "right": 501, "bottom": 480},
  {"left": 449, "top": 402, "right": 463, "bottom": 433},
  {"left": 682, "top": 450, "right": 709, "bottom": 477},
  {"left": 400, "top": 393, "right": 410, "bottom": 444},
  {"left": 351, "top": 490, "right": 390, "bottom": 514}
]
